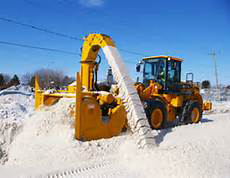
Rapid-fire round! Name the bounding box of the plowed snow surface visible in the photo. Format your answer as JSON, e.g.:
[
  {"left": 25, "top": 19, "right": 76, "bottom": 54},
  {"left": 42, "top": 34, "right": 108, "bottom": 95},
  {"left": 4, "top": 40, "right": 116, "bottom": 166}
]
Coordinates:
[{"left": 0, "top": 88, "right": 230, "bottom": 178}]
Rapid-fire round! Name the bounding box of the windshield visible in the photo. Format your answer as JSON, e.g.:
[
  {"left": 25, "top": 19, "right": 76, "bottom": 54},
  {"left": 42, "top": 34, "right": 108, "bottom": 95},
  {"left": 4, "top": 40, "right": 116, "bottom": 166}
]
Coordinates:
[
  {"left": 142, "top": 57, "right": 181, "bottom": 87},
  {"left": 143, "top": 58, "right": 166, "bottom": 85}
]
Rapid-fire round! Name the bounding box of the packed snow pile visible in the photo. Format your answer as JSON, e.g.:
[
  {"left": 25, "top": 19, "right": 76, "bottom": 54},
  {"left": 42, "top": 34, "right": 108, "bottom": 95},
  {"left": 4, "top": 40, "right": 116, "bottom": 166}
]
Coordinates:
[
  {"left": 0, "top": 94, "right": 33, "bottom": 121},
  {"left": 5, "top": 98, "right": 130, "bottom": 169},
  {"left": 0, "top": 85, "right": 34, "bottom": 165},
  {"left": 0, "top": 84, "right": 33, "bottom": 122}
]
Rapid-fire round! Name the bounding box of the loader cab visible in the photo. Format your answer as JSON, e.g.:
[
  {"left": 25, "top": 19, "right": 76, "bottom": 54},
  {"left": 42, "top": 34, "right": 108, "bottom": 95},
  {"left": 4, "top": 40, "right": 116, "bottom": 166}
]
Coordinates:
[{"left": 136, "top": 56, "right": 182, "bottom": 90}]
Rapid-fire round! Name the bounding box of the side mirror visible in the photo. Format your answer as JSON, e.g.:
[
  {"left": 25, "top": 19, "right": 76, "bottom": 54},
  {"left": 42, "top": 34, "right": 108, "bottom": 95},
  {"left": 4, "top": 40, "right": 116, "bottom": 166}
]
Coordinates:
[{"left": 136, "top": 64, "right": 141, "bottom": 72}]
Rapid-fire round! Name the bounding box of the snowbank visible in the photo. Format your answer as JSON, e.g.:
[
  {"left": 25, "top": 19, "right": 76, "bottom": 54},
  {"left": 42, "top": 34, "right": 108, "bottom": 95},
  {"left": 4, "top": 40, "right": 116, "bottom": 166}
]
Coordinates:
[
  {"left": 5, "top": 98, "right": 130, "bottom": 169},
  {"left": 0, "top": 86, "right": 34, "bottom": 165},
  {"left": 0, "top": 85, "right": 33, "bottom": 96},
  {"left": 0, "top": 94, "right": 34, "bottom": 122}
]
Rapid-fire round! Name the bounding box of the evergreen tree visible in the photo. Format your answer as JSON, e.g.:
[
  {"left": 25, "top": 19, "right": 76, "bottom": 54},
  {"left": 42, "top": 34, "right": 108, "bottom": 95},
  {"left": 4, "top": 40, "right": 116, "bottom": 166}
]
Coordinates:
[
  {"left": 9, "top": 74, "right": 20, "bottom": 86},
  {"left": 201, "top": 80, "right": 211, "bottom": 89},
  {"left": 62, "top": 76, "right": 71, "bottom": 86},
  {"left": 0, "top": 73, "right": 5, "bottom": 86}
]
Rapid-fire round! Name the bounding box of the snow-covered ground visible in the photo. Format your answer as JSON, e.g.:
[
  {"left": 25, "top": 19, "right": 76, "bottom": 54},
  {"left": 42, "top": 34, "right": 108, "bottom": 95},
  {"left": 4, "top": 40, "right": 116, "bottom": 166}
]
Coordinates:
[{"left": 0, "top": 86, "right": 230, "bottom": 177}]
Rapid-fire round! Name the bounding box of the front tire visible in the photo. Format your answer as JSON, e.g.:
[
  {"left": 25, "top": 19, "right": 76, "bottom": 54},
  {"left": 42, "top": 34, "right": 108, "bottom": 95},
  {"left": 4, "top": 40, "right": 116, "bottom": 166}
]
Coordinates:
[{"left": 144, "top": 100, "right": 168, "bottom": 129}]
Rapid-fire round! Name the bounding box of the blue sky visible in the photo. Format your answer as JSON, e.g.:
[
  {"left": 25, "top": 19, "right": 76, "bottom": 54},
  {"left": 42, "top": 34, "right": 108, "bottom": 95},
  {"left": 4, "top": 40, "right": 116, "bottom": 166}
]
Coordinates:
[{"left": 0, "top": 0, "right": 229, "bottom": 85}]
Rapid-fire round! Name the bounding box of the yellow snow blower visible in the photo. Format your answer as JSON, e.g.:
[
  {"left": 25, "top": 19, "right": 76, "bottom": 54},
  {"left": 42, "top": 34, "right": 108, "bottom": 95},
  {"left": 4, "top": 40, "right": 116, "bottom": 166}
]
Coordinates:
[
  {"left": 34, "top": 33, "right": 212, "bottom": 143},
  {"left": 35, "top": 34, "right": 127, "bottom": 141}
]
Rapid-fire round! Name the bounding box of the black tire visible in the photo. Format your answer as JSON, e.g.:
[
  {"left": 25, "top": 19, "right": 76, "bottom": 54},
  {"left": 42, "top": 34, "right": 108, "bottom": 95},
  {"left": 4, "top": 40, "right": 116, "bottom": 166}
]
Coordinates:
[
  {"left": 181, "top": 100, "right": 202, "bottom": 124},
  {"left": 144, "top": 99, "right": 168, "bottom": 129}
]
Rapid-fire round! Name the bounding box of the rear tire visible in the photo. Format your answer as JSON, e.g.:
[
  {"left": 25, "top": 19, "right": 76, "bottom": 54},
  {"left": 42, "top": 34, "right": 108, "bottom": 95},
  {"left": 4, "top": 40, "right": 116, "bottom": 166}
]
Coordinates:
[
  {"left": 181, "top": 100, "right": 202, "bottom": 124},
  {"left": 144, "top": 99, "right": 168, "bottom": 129}
]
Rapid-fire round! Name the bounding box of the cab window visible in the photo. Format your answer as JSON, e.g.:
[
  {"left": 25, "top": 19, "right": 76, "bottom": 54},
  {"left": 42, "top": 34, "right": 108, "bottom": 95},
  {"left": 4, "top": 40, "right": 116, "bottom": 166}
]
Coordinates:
[{"left": 167, "top": 60, "right": 181, "bottom": 83}]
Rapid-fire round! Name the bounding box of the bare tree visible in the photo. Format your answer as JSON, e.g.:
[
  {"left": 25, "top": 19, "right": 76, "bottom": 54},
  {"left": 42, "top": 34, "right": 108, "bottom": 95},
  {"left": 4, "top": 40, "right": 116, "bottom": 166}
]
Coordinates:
[
  {"left": 31, "top": 68, "right": 73, "bottom": 89},
  {"left": 2, "top": 74, "right": 10, "bottom": 84},
  {"left": 21, "top": 72, "right": 33, "bottom": 85},
  {"left": 62, "top": 76, "right": 75, "bottom": 86}
]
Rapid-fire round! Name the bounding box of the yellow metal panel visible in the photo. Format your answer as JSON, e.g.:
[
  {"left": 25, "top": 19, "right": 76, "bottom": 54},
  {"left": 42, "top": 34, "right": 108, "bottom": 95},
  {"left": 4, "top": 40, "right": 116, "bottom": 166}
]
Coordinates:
[
  {"left": 73, "top": 80, "right": 126, "bottom": 141},
  {"left": 108, "top": 105, "right": 126, "bottom": 135},
  {"left": 43, "top": 93, "right": 75, "bottom": 98},
  {"left": 171, "top": 96, "right": 183, "bottom": 107},
  {"left": 34, "top": 75, "right": 43, "bottom": 110},
  {"left": 98, "top": 93, "right": 115, "bottom": 105},
  {"left": 203, "top": 101, "right": 212, "bottom": 111},
  {"left": 81, "top": 97, "right": 104, "bottom": 140},
  {"left": 75, "top": 72, "right": 82, "bottom": 140},
  {"left": 68, "top": 85, "right": 76, "bottom": 93},
  {"left": 79, "top": 98, "right": 126, "bottom": 140}
]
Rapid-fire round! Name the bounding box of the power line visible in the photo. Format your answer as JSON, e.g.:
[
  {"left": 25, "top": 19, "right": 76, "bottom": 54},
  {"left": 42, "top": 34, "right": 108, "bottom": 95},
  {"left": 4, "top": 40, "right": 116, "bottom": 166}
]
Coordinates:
[
  {"left": 0, "top": 40, "right": 137, "bottom": 64},
  {"left": 118, "top": 48, "right": 147, "bottom": 57},
  {"left": 0, "top": 17, "right": 83, "bottom": 41},
  {"left": 0, "top": 40, "right": 139, "bottom": 67},
  {"left": 0, "top": 40, "right": 80, "bottom": 55},
  {"left": 0, "top": 17, "right": 149, "bottom": 57}
]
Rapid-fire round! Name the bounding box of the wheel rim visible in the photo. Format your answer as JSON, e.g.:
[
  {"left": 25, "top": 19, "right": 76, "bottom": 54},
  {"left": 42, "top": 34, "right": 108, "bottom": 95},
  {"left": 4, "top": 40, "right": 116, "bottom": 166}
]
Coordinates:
[
  {"left": 151, "top": 108, "right": 163, "bottom": 129},
  {"left": 191, "top": 108, "right": 200, "bottom": 123}
]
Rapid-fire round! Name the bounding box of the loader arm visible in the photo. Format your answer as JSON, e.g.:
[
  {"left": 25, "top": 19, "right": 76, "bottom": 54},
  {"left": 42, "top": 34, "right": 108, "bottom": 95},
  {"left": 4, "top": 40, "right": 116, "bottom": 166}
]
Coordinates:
[{"left": 81, "top": 34, "right": 115, "bottom": 91}]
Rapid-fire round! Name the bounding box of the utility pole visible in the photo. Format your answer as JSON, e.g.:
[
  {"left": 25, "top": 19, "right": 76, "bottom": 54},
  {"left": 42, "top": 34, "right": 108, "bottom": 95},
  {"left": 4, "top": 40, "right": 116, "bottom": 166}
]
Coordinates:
[
  {"left": 209, "top": 51, "right": 219, "bottom": 89},
  {"left": 209, "top": 51, "right": 220, "bottom": 100}
]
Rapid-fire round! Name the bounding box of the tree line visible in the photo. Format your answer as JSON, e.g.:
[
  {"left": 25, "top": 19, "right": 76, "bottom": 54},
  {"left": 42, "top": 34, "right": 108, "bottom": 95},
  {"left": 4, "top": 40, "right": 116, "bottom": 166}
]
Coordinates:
[
  {"left": 0, "top": 74, "right": 20, "bottom": 90},
  {"left": 1, "top": 70, "right": 228, "bottom": 91},
  {"left": 0, "top": 68, "right": 75, "bottom": 91}
]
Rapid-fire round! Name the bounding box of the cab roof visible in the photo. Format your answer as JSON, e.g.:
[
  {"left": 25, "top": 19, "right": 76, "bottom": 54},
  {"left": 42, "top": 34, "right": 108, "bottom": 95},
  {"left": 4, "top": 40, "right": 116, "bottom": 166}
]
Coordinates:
[{"left": 142, "top": 56, "right": 183, "bottom": 62}]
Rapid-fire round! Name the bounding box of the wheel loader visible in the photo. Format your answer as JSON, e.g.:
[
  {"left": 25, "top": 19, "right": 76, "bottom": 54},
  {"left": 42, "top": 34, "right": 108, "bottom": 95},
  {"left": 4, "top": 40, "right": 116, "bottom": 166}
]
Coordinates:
[
  {"left": 34, "top": 33, "right": 211, "bottom": 145},
  {"left": 135, "top": 56, "right": 212, "bottom": 129}
]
